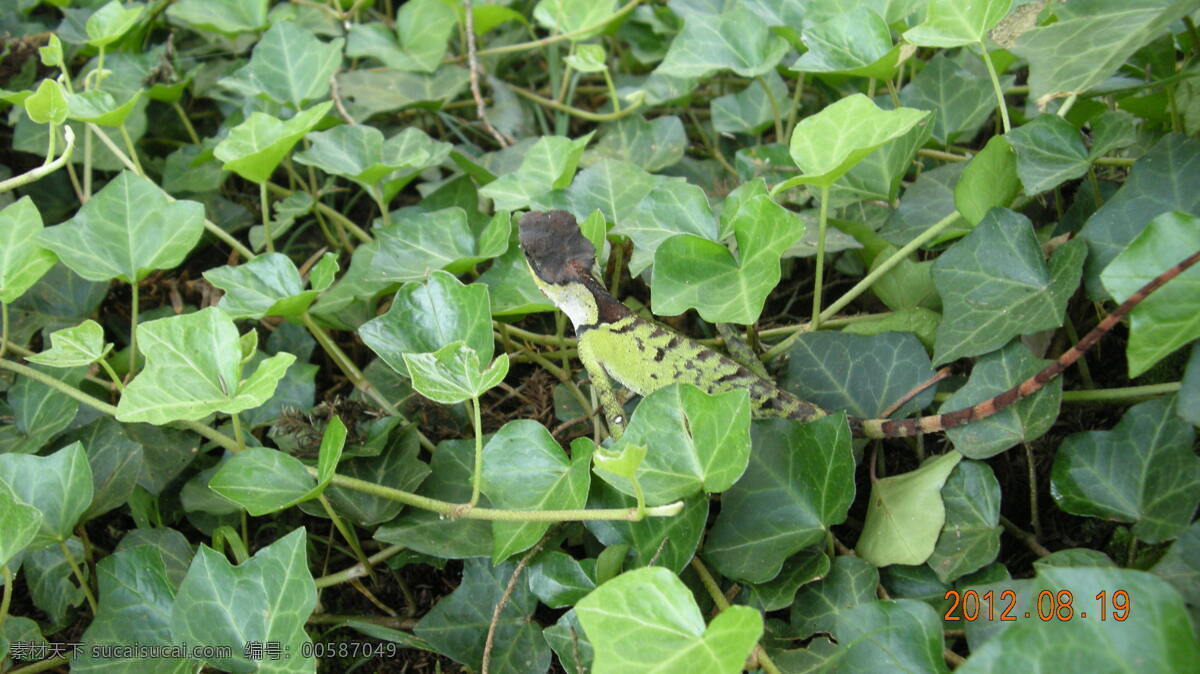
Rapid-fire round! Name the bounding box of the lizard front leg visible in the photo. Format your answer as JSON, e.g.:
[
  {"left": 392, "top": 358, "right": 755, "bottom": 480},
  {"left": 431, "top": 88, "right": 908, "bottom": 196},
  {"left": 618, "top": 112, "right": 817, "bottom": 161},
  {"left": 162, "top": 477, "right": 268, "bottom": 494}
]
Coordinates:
[{"left": 577, "top": 335, "right": 628, "bottom": 439}]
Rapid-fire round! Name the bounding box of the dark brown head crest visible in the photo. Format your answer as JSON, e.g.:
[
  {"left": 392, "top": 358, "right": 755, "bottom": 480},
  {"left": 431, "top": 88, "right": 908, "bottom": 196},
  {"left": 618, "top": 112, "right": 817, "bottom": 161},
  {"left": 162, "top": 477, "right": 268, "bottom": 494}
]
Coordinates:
[{"left": 519, "top": 210, "right": 596, "bottom": 283}]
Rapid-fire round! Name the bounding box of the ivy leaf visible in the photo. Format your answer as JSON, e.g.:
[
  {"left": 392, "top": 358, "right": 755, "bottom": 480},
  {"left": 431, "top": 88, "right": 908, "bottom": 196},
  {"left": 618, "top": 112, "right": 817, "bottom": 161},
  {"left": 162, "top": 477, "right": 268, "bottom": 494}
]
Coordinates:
[
  {"left": 208, "top": 448, "right": 317, "bottom": 516},
  {"left": 1011, "top": 0, "right": 1195, "bottom": 105},
  {"left": 166, "top": 0, "right": 269, "bottom": 35},
  {"left": 584, "top": 486, "right": 708, "bottom": 575},
  {"left": 1005, "top": 114, "right": 1090, "bottom": 195},
  {"left": 790, "top": 555, "right": 880, "bottom": 639},
  {"left": 782, "top": 94, "right": 930, "bottom": 190},
  {"left": 1, "top": 366, "right": 81, "bottom": 455},
  {"left": 116, "top": 308, "right": 297, "bottom": 425},
  {"left": 836, "top": 600, "right": 950, "bottom": 673},
  {"left": 652, "top": 180, "right": 804, "bottom": 323},
  {"left": 403, "top": 341, "right": 509, "bottom": 405},
  {"left": 613, "top": 178, "right": 718, "bottom": 277},
  {"left": 904, "top": 0, "right": 1012, "bottom": 47},
  {"left": 223, "top": 21, "right": 343, "bottom": 108},
  {"left": 26, "top": 320, "right": 111, "bottom": 368},
  {"left": 1051, "top": 397, "right": 1199, "bottom": 544},
  {"left": 36, "top": 172, "right": 204, "bottom": 284},
  {"left": 67, "top": 89, "right": 143, "bottom": 127},
  {"left": 479, "top": 134, "right": 592, "bottom": 211},
  {"left": 792, "top": 7, "right": 901, "bottom": 79},
  {"left": 85, "top": 0, "right": 145, "bottom": 47},
  {"left": 359, "top": 271, "right": 494, "bottom": 377},
  {"left": 0, "top": 197, "right": 56, "bottom": 303},
  {"left": 587, "top": 384, "right": 751, "bottom": 505},
  {"left": 365, "top": 208, "right": 509, "bottom": 283},
  {"left": 335, "top": 67, "right": 470, "bottom": 121},
  {"left": 954, "top": 135, "right": 1019, "bottom": 226},
  {"left": 23, "top": 78, "right": 68, "bottom": 125},
  {"left": 533, "top": 0, "right": 617, "bottom": 39},
  {"left": 545, "top": 158, "right": 657, "bottom": 229},
  {"left": 293, "top": 125, "right": 452, "bottom": 203},
  {"left": 1099, "top": 211, "right": 1200, "bottom": 377},
  {"left": 738, "top": 548, "right": 830, "bottom": 612},
  {"left": 480, "top": 420, "right": 590, "bottom": 562},
  {"left": 346, "top": 0, "right": 456, "bottom": 73},
  {"left": 711, "top": 71, "right": 789, "bottom": 135},
  {"left": 575, "top": 567, "right": 763, "bottom": 673},
  {"left": 927, "top": 461, "right": 1002, "bottom": 583},
  {"left": 931, "top": 209, "right": 1086, "bottom": 365},
  {"left": 528, "top": 551, "right": 597, "bottom": 608},
  {"left": 1078, "top": 134, "right": 1200, "bottom": 298},
  {"left": 589, "top": 114, "right": 687, "bottom": 172},
  {"left": 656, "top": 6, "right": 788, "bottom": 79},
  {"left": 213, "top": 102, "right": 333, "bottom": 184},
  {"left": 564, "top": 43, "right": 607, "bottom": 73},
  {"left": 941, "top": 342, "right": 1063, "bottom": 459},
  {"left": 857, "top": 451, "right": 963, "bottom": 567},
  {"left": 0, "top": 480, "right": 42, "bottom": 568},
  {"left": 169, "top": 528, "right": 316, "bottom": 672},
  {"left": 0, "top": 442, "right": 93, "bottom": 550},
  {"left": 899, "top": 51, "right": 996, "bottom": 146},
  {"left": 203, "top": 253, "right": 318, "bottom": 320},
  {"left": 704, "top": 415, "right": 855, "bottom": 584}
]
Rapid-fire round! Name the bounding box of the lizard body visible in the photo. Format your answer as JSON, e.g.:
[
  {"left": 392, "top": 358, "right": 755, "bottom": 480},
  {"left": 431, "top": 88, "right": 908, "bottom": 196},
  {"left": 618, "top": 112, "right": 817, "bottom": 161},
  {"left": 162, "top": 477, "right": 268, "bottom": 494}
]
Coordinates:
[{"left": 518, "top": 210, "right": 1200, "bottom": 439}]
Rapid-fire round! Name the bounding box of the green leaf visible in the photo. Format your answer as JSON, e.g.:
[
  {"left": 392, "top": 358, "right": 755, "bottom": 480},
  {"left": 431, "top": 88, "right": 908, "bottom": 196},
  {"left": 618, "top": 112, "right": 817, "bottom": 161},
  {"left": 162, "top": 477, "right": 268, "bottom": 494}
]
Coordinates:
[
  {"left": 477, "top": 243, "right": 555, "bottom": 316},
  {"left": 0, "top": 196, "right": 56, "bottom": 303},
  {"left": 416, "top": 558, "right": 550, "bottom": 671},
  {"left": 73, "top": 546, "right": 202, "bottom": 672},
  {"left": 954, "top": 135, "right": 1019, "bottom": 226},
  {"left": 209, "top": 448, "right": 318, "bottom": 516},
  {"left": 213, "top": 102, "right": 333, "bottom": 184},
  {"left": 829, "top": 117, "right": 933, "bottom": 207},
  {"left": 927, "top": 461, "right": 1002, "bottom": 583},
  {"left": 586, "top": 485, "right": 708, "bottom": 576},
  {"left": 545, "top": 158, "right": 658, "bottom": 229},
  {"left": 39, "top": 34, "right": 63, "bottom": 69},
  {"left": 57, "top": 418, "right": 143, "bottom": 520},
  {"left": 738, "top": 548, "right": 830, "bottom": 612},
  {"left": 66, "top": 89, "right": 143, "bottom": 127},
  {"left": 959, "top": 568, "right": 1199, "bottom": 672},
  {"left": 0, "top": 442, "right": 93, "bottom": 550},
  {"left": 904, "top": 0, "right": 1012, "bottom": 47},
  {"left": 1180, "top": 342, "right": 1200, "bottom": 427},
  {"left": 899, "top": 51, "right": 997, "bottom": 146},
  {"left": 1099, "top": 211, "right": 1200, "bottom": 377},
  {"left": 203, "top": 253, "right": 317, "bottom": 320},
  {"left": 334, "top": 67, "right": 470, "bottom": 120},
  {"left": 23, "top": 539, "right": 86, "bottom": 626},
  {"left": 26, "top": 319, "right": 110, "bottom": 368},
  {"left": 347, "top": 0, "right": 456, "bottom": 73},
  {"left": 167, "top": 0, "right": 268, "bottom": 35},
  {"left": 575, "top": 567, "right": 763, "bottom": 674},
  {"left": 940, "top": 342, "right": 1063, "bottom": 459},
  {"left": 36, "top": 171, "right": 205, "bottom": 283},
  {"left": 481, "top": 420, "right": 590, "bottom": 562},
  {"left": 359, "top": 271, "right": 493, "bottom": 377},
  {"left": 792, "top": 7, "right": 900, "bottom": 79},
  {"left": 1005, "top": 114, "right": 1090, "bottom": 195},
  {"left": 652, "top": 180, "right": 804, "bottom": 323},
  {"left": 1051, "top": 396, "right": 1198, "bottom": 544},
  {"left": 170, "top": 528, "right": 315, "bottom": 672},
  {"left": 656, "top": 5, "right": 788, "bottom": 79},
  {"left": 857, "top": 451, "right": 963, "bottom": 567},
  {"left": 704, "top": 415, "right": 855, "bottom": 583},
  {"left": 368, "top": 208, "right": 508, "bottom": 283},
  {"left": 480, "top": 134, "right": 593, "bottom": 211},
  {"left": 293, "top": 125, "right": 452, "bottom": 202},
  {"left": 0, "top": 479, "right": 42, "bottom": 568},
  {"left": 711, "top": 71, "right": 789, "bottom": 135},
  {"left": 782, "top": 331, "right": 936, "bottom": 419},
  {"left": 403, "top": 342, "right": 509, "bottom": 405},
  {"left": 931, "top": 210, "right": 1086, "bottom": 365},
  {"left": 783, "top": 94, "right": 930, "bottom": 189},
  {"left": 224, "top": 21, "right": 343, "bottom": 108},
  {"left": 1, "top": 366, "right": 82, "bottom": 455},
  {"left": 528, "top": 551, "right": 597, "bottom": 608},
  {"left": 86, "top": 0, "right": 145, "bottom": 47},
  {"left": 1152, "top": 520, "right": 1200, "bottom": 605},
  {"left": 613, "top": 178, "right": 717, "bottom": 276},
  {"left": 23, "top": 78, "right": 68, "bottom": 125},
  {"left": 116, "top": 308, "right": 297, "bottom": 424},
  {"left": 302, "top": 426, "right": 427, "bottom": 527},
  {"left": 881, "top": 163, "right": 969, "bottom": 246},
  {"left": 590, "top": 384, "right": 751, "bottom": 505},
  {"left": 836, "top": 600, "right": 949, "bottom": 673},
  {"left": 790, "top": 555, "right": 880, "bottom": 639},
  {"left": 1011, "top": 0, "right": 1195, "bottom": 105},
  {"left": 1078, "top": 134, "right": 1200, "bottom": 298},
  {"left": 841, "top": 307, "right": 942, "bottom": 350},
  {"left": 590, "top": 115, "right": 686, "bottom": 172},
  {"left": 565, "top": 44, "right": 608, "bottom": 73},
  {"left": 309, "top": 252, "right": 338, "bottom": 292},
  {"left": 533, "top": 0, "right": 618, "bottom": 39}
]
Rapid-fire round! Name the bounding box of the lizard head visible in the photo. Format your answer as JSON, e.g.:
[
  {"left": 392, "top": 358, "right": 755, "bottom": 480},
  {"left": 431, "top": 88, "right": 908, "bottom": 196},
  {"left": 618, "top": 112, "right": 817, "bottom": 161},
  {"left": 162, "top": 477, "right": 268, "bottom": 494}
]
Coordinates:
[{"left": 519, "top": 210, "right": 620, "bottom": 331}]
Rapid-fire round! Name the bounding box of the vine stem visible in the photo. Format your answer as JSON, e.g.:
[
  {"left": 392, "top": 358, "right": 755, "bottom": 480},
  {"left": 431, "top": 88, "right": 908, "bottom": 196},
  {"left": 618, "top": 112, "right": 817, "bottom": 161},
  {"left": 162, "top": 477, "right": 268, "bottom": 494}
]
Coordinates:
[
  {"left": 690, "top": 557, "right": 781, "bottom": 674},
  {"left": 0, "top": 564, "right": 12, "bottom": 632},
  {"left": 314, "top": 545, "right": 405, "bottom": 589},
  {"left": 810, "top": 184, "right": 831, "bottom": 329},
  {"left": 231, "top": 412, "right": 246, "bottom": 452},
  {"left": 0, "top": 301, "right": 7, "bottom": 360},
  {"left": 59, "top": 540, "right": 98, "bottom": 614},
  {"left": 127, "top": 281, "right": 139, "bottom": 380},
  {"left": 507, "top": 82, "right": 644, "bottom": 122},
  {"left": 468, "top": 395, "right": 484, "bottom": 508},
  {"left": 260, "top": 181, "right": 274, "bottom": 253},
  {"left": 0, "top": 125, "right": 75, "bottom": 194},
  {"left": 317, "top": 493, "right": 375, "bottom": 581},
  {"left": 978, "top": 41, "right": 1011, "bottom": 133}
]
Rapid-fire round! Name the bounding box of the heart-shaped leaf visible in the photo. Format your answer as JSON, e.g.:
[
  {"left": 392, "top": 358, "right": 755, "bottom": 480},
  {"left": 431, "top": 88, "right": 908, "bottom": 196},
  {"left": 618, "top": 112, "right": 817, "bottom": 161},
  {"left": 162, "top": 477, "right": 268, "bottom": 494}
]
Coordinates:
[
  {"left": 222, "top": 21, "right": 343, "bottom": 108},
  {"left": 86, "top": 0, "right": 145, "bottom": 47},
  {"left": 479, "top": 134, "right": 593, "bottom": 211},
  {"left": 293, "top": 125, "right": 452, "bottom": 203},
  {"left": 346, "top": 0, "right": 456, "bottom": 73},
  {"left": 116, "top": 307, "right": 297, "bottom": 424},
  {"left": 23, "top": 78, "right": 68, "bottom": 125},
  {"left": 0, "top": 442, "right": 93, "bottom": 551},
  {"left": 533, "top": 0, "right": 618, "bottom": 39},
  {"left": 0, "top": 479, "right": 43, "bottom": 567},
  {"left": 0, "top": 196, "right": 56, "bottom": 303},
  {"left": 904, "top": 0, "right": 1013, "bottom": 48},
  {"left": 365, "top": 208, "right": 509, "bottom": 282},
  {"left": 26, "top": 319, "right": 111, "bottom": 368},
  {"left": 656, "top": 6, "right": 788, "bottom": 79},
  {"left": 792, "top": 7, "right": 901, "bottom": 79},
  {"left": 927, "top": 460, "right": 1002, "bottom": 583},
  {"left": 857, "top": 450, "right": 963, "bottom": 567},
  {"left": 203, "top": 252, "right": 318, "bottom": 319},
  {"left": 403, "top": 341, "right": 509, "bottom": 404},
  {"left": 213, "top": 102, "right": 333, "bottom": 184},
  {"left": 166, "top": 0, "right": 268, "bottom": 35}
]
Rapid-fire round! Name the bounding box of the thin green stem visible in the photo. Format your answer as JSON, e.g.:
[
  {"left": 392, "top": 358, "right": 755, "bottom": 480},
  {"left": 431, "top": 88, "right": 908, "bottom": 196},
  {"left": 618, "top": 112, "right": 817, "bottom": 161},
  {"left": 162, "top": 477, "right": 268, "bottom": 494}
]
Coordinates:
[
  {"left": 885, "top": 77, "right": 901, "bottom": 108},
  {"left": 602, "top": 69, "right": 621, "bottom": 114},
  {"left": 59, "top": 539, "right": 98, "bottom": 614},
  {"left": 1056, "top": 94, "right": 1078, "bottom": 118},
  {"left": 128, "top": 281, "right": 139, "bottom": 379},
  {"left": 314, "top": 544, "right": 405, "bottom": 589},
  {"left": 690, "top": 557, "right": 781, "bottom": 674},
  {"left": 811, "top": 185, "right": 830, "bottom": 329},
  {"left": 0, "top": 301, "right": 7, "bottom": 360},
  {"left": 83, "top": 123, "right": 93, "bottom": 199},
  {"left": 260, "top": 181, "right": 274, "bottom": 253},
  {"left": 508, "top": 82, "right": 643, "bottom": 121},
  {"left": 118, "top": 123, "right": 144, "bottom": 176},
  {"left": 757, "top": 75, "right": 784, "bottom": 142},
  {"left": 1060, "top": 382, "right": 1179, "bottom": 403},
  {"left": 172, "top": 101, "right": 201, "bottom": 144},
  {"left": 9, "top": 655, "right": 70, "bottom": 673},
  {"left": 1094, "top": 156, "right": 1135, "bottom": 167},
  {"left": 784, "top": 72, "right": 805, "bottom": 141},
  {"left": 977, "top": 41, "right": 1011, "bottom": 133},
  {"left": 468, "top": 396, "right": 483, "bottom": 508},
  {"left": 98, "top": 357, "right": 124, "bottom": 392},
  {"left": 317, "top": 493, "right": 375, "bottom": 580},
  {"left": 0, "top": 125, "right": 76, "bottom": 194},
  {"left": 0, "top": 564, "right": 12, "bottom": 632},
  {"left": 231, "top": 412, "right": 246, "bottom": 452},
  {"left": 267, "top": 182, "right": 372, "bottom": 244}
]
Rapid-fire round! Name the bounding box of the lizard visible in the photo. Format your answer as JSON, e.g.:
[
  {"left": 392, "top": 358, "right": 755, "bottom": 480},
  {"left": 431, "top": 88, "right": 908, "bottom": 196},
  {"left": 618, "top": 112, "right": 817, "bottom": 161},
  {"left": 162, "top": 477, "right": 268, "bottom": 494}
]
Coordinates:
[{"left": 518, "top": 210, "right": 1200, "bottom": 439}]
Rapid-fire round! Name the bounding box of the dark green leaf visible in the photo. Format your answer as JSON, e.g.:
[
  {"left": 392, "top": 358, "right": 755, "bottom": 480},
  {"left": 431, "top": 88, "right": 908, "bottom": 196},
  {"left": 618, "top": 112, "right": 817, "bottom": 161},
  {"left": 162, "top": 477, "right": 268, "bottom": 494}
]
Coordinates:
[
  {"left": 836, "top": 599, "right": 950, "bottom": 673},
  {"left": 0, "top": 442, "right": 92, "bottom": 550},
  {"left": 1006, "top": 114, "right": 1090, "bottom": 194},
  {"left": 790, "top": 555, "right": 879, "bottom": 639},
  {"left": 927, "top": 461, "right": 1002, "bottom": 583},
  {"left": 656, "top": 6, "right": 787, "bottom": 78}
]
